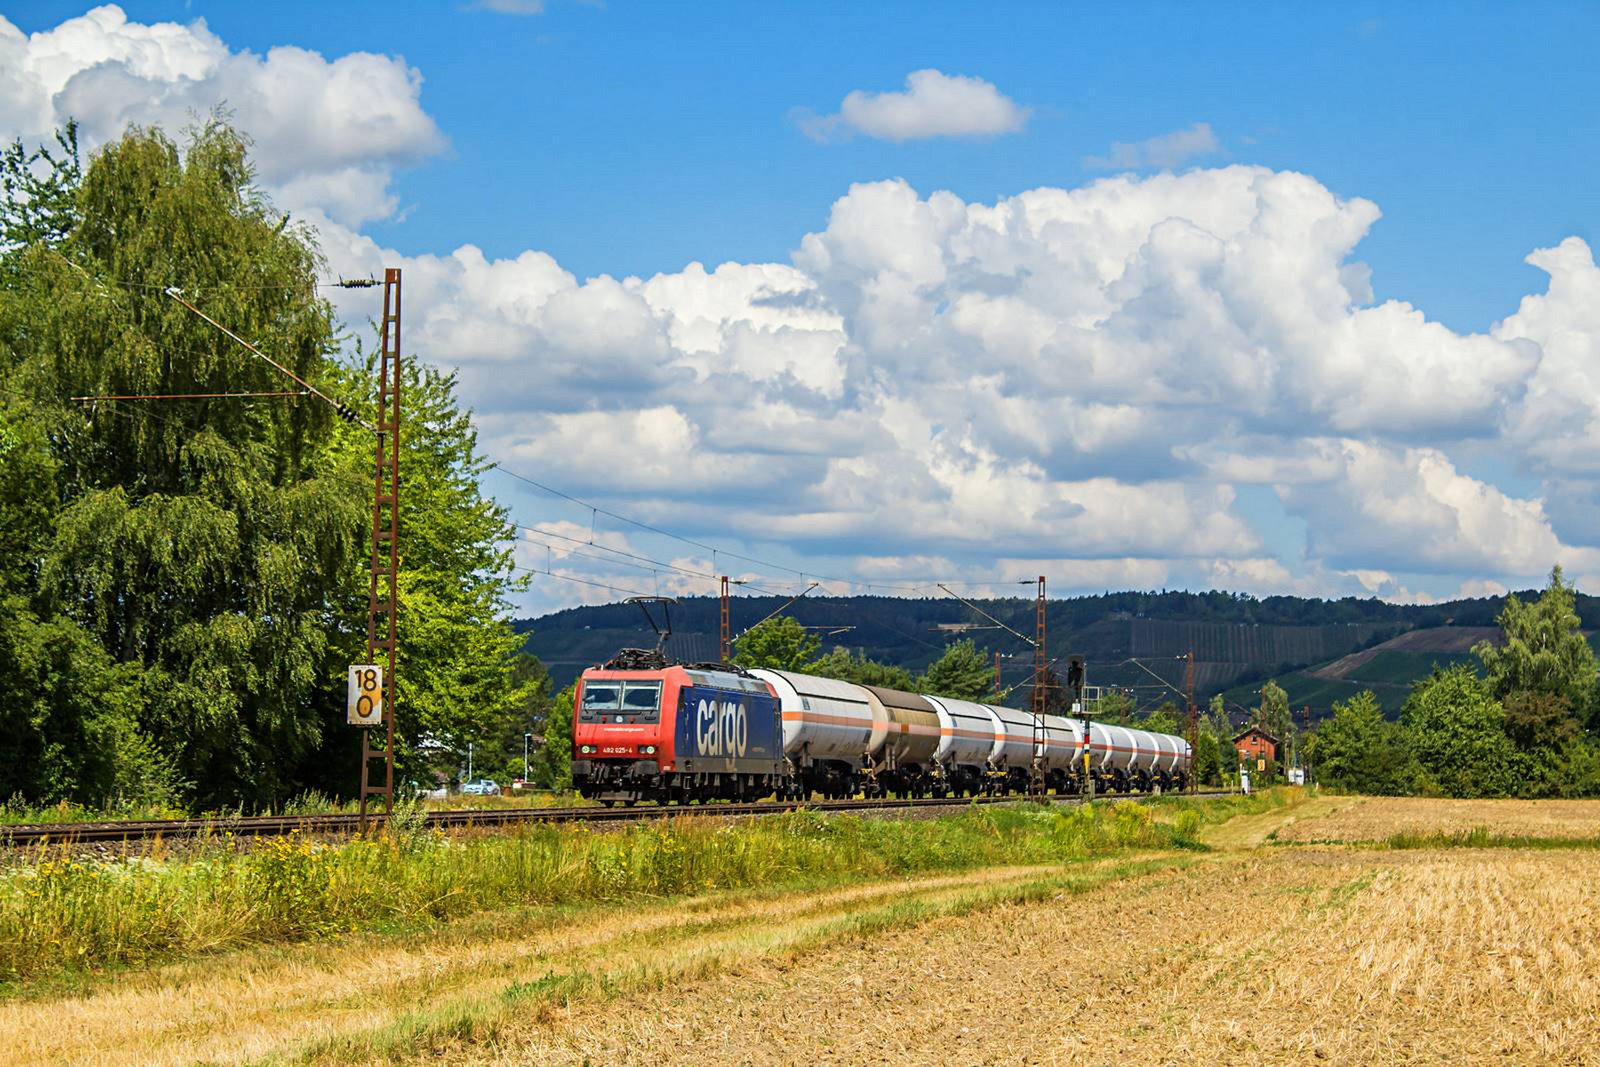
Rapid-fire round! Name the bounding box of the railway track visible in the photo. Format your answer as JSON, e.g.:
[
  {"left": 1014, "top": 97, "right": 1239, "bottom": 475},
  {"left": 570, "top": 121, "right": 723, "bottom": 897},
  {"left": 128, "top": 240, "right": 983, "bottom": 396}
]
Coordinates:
[{"left": 0, "top": 789, "right": 1240, "bottom": 846}]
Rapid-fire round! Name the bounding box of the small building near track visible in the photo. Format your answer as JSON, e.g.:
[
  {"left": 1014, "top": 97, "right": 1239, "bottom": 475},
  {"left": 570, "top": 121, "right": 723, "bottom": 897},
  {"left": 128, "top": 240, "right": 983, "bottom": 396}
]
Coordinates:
[{"left": 1232, "top": 725, "right": 1279, "bottom": 765}]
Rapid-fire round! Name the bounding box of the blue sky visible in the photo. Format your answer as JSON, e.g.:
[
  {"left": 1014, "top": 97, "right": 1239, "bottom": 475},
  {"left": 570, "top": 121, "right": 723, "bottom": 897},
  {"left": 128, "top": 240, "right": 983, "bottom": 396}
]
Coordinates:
[{"left": 4, "top": 2, "right": 1600, "bottom": 613}]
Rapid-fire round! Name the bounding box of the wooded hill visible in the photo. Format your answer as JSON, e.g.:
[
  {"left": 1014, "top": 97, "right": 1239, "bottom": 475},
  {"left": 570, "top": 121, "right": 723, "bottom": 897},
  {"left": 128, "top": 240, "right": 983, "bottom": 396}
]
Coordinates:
[{"left": 517, "top": 587, "right": 1600, "bottom": 710}]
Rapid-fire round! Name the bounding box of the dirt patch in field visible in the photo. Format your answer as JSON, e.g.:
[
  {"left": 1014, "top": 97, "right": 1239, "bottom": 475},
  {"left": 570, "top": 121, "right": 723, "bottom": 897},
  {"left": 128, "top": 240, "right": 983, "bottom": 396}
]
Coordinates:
[
  {"left": 487, "top": 848, "right": 1600, "bottom": 1066},
  {"left": 1272, "top": 796, "right": 1600, "bottom": 843}
]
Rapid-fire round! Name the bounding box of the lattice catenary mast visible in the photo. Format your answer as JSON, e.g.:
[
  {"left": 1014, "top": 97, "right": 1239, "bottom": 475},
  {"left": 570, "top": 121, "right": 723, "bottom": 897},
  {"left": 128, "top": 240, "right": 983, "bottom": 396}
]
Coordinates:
[{"left": 359, "top": 268, "right": 403, "bottom": 828}]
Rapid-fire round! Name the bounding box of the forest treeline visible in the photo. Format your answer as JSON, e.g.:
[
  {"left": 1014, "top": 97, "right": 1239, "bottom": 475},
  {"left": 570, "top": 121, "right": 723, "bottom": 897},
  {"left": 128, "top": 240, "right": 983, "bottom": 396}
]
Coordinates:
[{"left": 0, "top": 122, "right": 551, "bottom": 812}]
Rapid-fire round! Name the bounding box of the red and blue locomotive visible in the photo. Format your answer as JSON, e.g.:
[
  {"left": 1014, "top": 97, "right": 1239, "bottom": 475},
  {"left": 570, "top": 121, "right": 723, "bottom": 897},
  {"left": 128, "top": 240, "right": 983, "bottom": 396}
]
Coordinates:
[{"left": 571, "top": 651, "right": 785, "bottom": 805}]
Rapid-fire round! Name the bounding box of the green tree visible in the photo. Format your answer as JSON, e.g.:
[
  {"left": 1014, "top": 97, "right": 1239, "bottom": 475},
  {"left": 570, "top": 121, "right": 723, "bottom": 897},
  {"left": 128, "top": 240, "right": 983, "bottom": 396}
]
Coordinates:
[
  {"left": 528, "top": 684, "right": 573, "bottom": 790},
  {"left": 1314, "top": 690, "right": 1416, "bottom": 795},
  {"left": 920, "top": 638, "right": 993, "bottom": 701},
  {"left": 0, "top": 121, "right": 80, "bottom": 279},
  {"left": 1192, "top": 729, "right": 1224, "bottom": 786},
  {"left": 1401, "top": 666, "right": 1518, "bottom": 798},
  {"left": 1137, "top": 700, "right": 1183, "bottom": 736},
  {"left": 808, "top": 646, "right": 917, "bottom": 690},
  {"left": 2, "top": 122, "right": 364, "bottom": 809},
  {"left": 0, "top": 121, "right": 535, "bottom": 810},
  {"left": 733, "top": 616, "right": 821, "bottom": 672},
  {"left": 1206, "top": 693, "right": 1239, "bottom": 779},
  {"left": 470, "top": 652, "right": 552, "bottom": 783},
  {"left": 1258, "top": 680, "right": 1292, "bottom": 743},
  {"left": 1208, "top": 693, "right": 1232, "bottom": 740},
  {"left": 1476, "top": 565, "right": 1599, "bottom": 728}
]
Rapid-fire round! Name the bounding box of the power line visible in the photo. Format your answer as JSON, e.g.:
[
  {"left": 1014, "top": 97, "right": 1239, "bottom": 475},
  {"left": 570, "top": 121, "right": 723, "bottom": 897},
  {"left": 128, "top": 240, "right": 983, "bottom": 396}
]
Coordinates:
[
  {"left": 493, "top": 459, "right": 1064, "bottom": 598},
  {"left": 510, "top": 563, "right": 652, "bottom": 600},
  {"left": 488, "top": 461, "right": 940, "bottom": 593},
  {"left": 163, "top": 288, "right": 373, "bottom": 431},
  {"left": 70, "top": 391, "right": 308, "bottom": 401}
]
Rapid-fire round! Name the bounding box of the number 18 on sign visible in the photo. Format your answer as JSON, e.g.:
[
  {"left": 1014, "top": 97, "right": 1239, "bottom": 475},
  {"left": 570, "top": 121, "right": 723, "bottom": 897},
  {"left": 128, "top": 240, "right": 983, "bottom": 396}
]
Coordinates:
[{"left": 348, "top": 665, "right": 384, "bottom": 726}]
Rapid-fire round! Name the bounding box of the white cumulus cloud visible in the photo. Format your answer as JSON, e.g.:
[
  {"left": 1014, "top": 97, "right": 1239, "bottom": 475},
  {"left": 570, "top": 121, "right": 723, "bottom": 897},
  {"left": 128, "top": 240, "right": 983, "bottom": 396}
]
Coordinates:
[
  {"left": 797, "top": 69, "right": 1029, "bottom": 143},
  {"left": 0, "top": 5, "right": 444, "bottom": 226}
]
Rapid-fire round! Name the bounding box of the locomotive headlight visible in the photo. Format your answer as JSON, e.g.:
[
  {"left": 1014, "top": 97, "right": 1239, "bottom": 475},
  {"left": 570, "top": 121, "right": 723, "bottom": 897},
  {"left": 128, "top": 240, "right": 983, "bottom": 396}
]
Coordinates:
[
  {"left": 642, "top": 745, "right": 657, "bottom": 755},
  {"left": 580, "top": 745, "right": 595, "bottom": 755}
]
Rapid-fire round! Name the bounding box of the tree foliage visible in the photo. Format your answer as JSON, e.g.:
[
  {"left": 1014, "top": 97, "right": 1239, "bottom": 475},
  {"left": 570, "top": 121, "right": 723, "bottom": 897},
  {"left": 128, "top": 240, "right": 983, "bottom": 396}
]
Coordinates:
[
  {"left": 733, "top": 616, "right": 821, "bottom": 673},
  {"left": 1258, "top": 680, "right": 1292, "bottom": 742},
  {"left": 1476, "top": 565, "right": 1599, "bottom": 727},
  {"left": 1314, "top": 691, "right": 1416, "bottom": 795},
  {"left": 920, "top": 638, "right": 993, "bottom": 701},
  {"left": 808, "top": 646, "right": 917, "bottom": 691},
  {"left": 1401, "top": 666, "right": 1517, "bottom": 798},
  {"left": 1192, "top": 729, "right": 1224, "bottom": 786},
  {"left": 527, "top": 684, "right": 573, "bottom": 790}
]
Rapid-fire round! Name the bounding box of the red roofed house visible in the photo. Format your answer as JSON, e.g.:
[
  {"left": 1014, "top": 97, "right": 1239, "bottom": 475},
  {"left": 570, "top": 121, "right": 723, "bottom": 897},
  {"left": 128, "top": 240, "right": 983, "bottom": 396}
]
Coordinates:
[{"left": 1233, "top": 725, "right": 1279, "bottom": 765}]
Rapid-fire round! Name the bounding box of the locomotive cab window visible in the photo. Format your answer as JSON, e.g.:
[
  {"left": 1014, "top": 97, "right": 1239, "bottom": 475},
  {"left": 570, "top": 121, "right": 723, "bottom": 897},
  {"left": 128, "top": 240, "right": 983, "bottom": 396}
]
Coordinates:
[
  {"left": 580, "top": 684, "right": 621, "bottom": 722},
  {"left": 621, "top": 681, "right": 662, "bottom": 723}
]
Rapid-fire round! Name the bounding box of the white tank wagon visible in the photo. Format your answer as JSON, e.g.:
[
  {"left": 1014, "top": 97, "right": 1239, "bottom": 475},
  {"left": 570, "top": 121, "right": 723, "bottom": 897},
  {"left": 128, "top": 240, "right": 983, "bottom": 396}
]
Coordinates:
[
  {"left": 748, "top": 668, "right": 883, "bottom": 799},
  {"left": 1083, "top": 720, "right": 1191, "bottom": 792},
  {"left": 923, "top": 696, "right": 1004, "bottom": 796},
  {"left": 987, "top": 703, "right": 1042, "bottom": 790},
  {"left": 859, "top": 684, "right": 943, "bottom": 796},
  {"left": 1036, "top": 714, "right": 1087, "bottom": 793}
]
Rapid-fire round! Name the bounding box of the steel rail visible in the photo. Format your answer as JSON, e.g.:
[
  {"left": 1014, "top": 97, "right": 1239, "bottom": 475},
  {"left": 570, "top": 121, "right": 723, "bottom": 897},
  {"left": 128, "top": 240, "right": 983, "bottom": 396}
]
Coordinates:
[{"left": 0, "top": 790, "right": 1240, "bottom": 847}]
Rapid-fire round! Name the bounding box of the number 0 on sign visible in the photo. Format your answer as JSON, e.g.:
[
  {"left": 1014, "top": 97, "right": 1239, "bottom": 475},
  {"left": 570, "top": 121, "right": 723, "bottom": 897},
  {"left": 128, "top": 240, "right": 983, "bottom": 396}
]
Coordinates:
[{"left": 348, "top": 664, "right": 384, "bottom": 726}]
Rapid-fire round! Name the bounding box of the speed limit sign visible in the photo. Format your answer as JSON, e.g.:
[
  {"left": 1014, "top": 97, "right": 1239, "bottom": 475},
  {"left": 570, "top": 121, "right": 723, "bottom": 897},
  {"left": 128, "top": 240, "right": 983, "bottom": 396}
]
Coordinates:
[{"left": 348, "top": 664, "right": 384, "bottom": 726}]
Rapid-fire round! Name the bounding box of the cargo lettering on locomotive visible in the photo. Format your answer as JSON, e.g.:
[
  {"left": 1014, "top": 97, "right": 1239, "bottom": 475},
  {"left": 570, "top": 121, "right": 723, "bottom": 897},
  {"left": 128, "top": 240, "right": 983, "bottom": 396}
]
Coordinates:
[{"left": 695, "top": 697, "right": 748, "bottom": 758}]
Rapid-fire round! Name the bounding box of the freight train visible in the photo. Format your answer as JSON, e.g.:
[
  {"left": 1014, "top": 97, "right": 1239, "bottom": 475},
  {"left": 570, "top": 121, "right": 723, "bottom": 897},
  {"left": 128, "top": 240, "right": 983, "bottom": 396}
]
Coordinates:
[{"left": 571, "top": 651, "right": 1191, "bottom": 806}]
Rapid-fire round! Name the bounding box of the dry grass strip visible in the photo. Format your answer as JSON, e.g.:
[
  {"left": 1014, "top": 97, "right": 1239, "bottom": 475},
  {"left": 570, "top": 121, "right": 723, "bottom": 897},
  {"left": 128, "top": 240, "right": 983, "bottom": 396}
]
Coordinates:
[
  {"left": 483, "top": 848, "right": 1600, "bottom": 1067},
  {"left": 0, "top": 863, "right": 1141, "bottom": 1066},
  {"left": 1272, "top": 796, "right": 1600, "bottom": 843}
]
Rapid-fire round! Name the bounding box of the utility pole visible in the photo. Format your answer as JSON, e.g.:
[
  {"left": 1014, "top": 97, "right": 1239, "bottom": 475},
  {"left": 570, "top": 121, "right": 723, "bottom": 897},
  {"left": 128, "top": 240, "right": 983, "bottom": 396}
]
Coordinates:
[
  {"left": 720, "top": 575, "right": 731, "bottom": 662},
  {"left": 1031, "top": 576, "right": 1046, "bottom": 795},
  {"left": 1184, "top": 649, "right": 1197, "bottom": 792},
  {"left": 359, "top": 268, "right": 402, "bottom": 831},
  {"left": 993, "top": 650, "right": 1002, "bottom": 702}
]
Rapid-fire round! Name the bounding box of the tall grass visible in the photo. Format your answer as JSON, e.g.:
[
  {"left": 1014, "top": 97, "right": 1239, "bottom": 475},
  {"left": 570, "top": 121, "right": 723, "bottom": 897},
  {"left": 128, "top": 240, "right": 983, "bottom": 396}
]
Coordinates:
[{"left": 0, "top": 791, "right": 1288, "bottom": 986}]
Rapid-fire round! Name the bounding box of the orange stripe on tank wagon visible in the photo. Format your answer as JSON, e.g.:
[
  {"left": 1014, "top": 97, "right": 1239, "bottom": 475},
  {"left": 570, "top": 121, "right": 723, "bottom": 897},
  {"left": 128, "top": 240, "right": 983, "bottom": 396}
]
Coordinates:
[{"left": 781, "top": 711, "right": 873, "bottom": 728}]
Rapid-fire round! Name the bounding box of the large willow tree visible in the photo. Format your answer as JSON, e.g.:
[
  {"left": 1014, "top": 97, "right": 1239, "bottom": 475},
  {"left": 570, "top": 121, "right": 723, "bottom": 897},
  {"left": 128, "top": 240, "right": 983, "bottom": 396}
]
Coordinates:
[{"left": 0, "top": 122, "right": 531, "bottom": 810}]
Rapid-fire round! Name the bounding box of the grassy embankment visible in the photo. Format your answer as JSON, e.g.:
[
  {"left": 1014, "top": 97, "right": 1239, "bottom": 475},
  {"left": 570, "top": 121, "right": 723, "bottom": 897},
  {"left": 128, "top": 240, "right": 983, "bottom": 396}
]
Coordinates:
[{"left": 0, "top": 791, "right": 1286, "bottom": 990}]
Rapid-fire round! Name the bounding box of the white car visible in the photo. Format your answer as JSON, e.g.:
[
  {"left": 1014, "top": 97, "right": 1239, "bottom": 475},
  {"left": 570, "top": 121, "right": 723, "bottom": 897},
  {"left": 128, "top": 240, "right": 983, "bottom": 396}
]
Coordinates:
[{"left": 460, "top": 778, "right": 501, "bottom": 796}]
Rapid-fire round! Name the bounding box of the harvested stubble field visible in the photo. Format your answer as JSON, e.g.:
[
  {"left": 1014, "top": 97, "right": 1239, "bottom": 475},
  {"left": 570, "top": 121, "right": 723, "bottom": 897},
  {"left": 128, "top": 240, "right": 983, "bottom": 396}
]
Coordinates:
[
  {"left": 1268, "top": 795, "right": 1600, "bottom": 844},
  {"left": 4, "top": 790, "right": 1599, "bottom": 1066}
]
